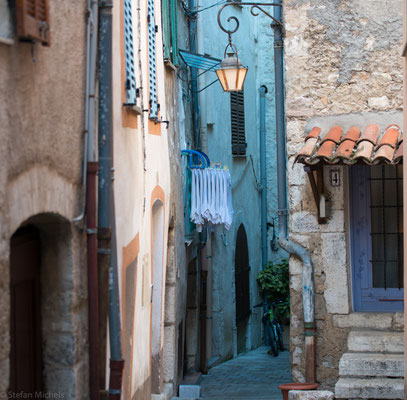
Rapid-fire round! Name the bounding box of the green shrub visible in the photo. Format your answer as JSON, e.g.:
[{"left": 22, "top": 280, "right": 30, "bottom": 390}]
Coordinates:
[{"left": 256, "top": 258, "right": 290, "bottom": 319}]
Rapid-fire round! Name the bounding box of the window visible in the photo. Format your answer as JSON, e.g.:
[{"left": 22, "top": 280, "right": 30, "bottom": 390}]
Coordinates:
[
  {"left": 0, "top": 0, "right": 13, "bottom": 44},
  {"left": 162, "top": 0, "right": 179, "bottom": 66},
  {"left": 123, "top": 0, "right": 137, "bottom": 105},
  {"left": 350, "top": 165, "right": 404, "bottom": 312},
  {"left": 15, "top": 0, "right": 50, "bottom": 46},
  {"left": 230, "top": 91, "right": 247, "bottom": 156}
]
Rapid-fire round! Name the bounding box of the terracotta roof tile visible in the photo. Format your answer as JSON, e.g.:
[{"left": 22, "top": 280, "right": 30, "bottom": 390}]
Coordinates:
[
  {"left": 357, "top": 124, "right": 380, "bottom": 145},
  {"left": 340, "top": 126, "right": 361, "bottom": 143},
  {"left": 332, "top": 127, "right": 361, "bottom": 161},
  {"left": 305, "top": 127, "right": 322, "bottom": 141},
  {"left": 377, "top": 125, "right": 401, "bottom": 149},
  {"left": 321, "top": 126, "right": 342, "bottom": 144},
  {"left": 353, "top": 140, "right": 375, "bottom": 163},
  {"left": 295, "top": 123, "right": 403, "bottom": 166},
  {"left": 294, "top": 126, "right": 321, "bottom": 163},
  {"left": 316, "top": 126, "right": 343, "bottom": 160}
]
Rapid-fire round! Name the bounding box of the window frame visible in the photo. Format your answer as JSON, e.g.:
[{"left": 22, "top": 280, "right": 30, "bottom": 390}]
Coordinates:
[{"left": 350, "top": 165, "right": 404, "bottom": 312}]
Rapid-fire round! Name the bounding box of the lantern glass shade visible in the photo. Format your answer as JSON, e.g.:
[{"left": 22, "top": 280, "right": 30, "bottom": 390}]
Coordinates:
[{"left": 216, "top": 52, "right": 248, "bottom": 92}]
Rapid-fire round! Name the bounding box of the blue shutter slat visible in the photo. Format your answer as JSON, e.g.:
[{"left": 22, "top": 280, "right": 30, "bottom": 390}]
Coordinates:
[
  {"left": 124, "top": 0, "right": 137, "bottom": 104},
  {"left": 147, "top": 0, "right": 158, "bottom": 119}
]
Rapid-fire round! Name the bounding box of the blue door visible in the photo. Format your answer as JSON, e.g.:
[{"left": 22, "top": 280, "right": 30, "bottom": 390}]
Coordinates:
[{"left": 350, "top": 165, "right": 404, "bottom": 312}]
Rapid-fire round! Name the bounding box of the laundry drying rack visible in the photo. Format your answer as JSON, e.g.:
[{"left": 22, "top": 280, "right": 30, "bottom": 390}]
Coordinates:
[{"left": 181, "top": 149, "right": 233, "bottom": 233}]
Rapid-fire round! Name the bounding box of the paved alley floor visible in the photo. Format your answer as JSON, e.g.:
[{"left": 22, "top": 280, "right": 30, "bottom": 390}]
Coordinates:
[{"left": 200, "top": 346, "right": 292, "bottom": 399}]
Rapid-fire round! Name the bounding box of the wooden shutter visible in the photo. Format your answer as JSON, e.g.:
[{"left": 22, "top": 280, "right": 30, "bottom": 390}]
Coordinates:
[
  {"left": 162, "top": 0, "right": 179, "bottom": 65},
  {"left": 123, "top": 0, "right": 137, "bottom": 104},
  {"left": 16, "top": 0, "right": 50, "bottom": 46},
  {"left": 147, "top": 0, "right": 158, "bottom": 119},
  {"left": 162, "top": 0, "right": 171, "bottom": 61},
  {"left": 170, "top": 0, "right": 179, "bottom": 65},
  {"left": 231, "top": 91, "right": 247, "bottom": 156}
]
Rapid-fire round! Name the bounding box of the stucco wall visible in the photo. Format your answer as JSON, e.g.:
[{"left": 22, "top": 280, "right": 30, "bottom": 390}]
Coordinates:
[
  {"left": 283, "top": 0, "right": 403, "bottom": 388},
  {"left": 0, "top": 0, "right": 88, "bottom": 397},
  {"left": 197, "top": 1, "right": 269, "bottom": 363},
  {"left": 111, "top": 0, "right": 176, "bottom": 396}
]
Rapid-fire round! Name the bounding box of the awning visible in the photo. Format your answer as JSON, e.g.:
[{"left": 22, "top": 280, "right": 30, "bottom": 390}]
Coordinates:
[
  {"left": 295, "top": 123, "right": 403, "bottom": 166},
  {"left": 178, "top": 49, "right": 221, "bottom": 72}
]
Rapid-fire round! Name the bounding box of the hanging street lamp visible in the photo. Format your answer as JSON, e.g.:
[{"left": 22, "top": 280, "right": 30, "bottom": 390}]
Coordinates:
[
  {"left": 215, "top": 2, "right": 283, "bottom": 92},
  {"left": 215, "top": 39, "right": 248, "bottom": 92}
]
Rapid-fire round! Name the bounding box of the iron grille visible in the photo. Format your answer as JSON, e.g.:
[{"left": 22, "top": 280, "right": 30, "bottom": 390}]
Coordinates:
[
  {"left": 369, "top": 165, "right": 403, "bottom": 290},
  {"left": 230, "top": 91, "right": 247, "bottom": 156}
]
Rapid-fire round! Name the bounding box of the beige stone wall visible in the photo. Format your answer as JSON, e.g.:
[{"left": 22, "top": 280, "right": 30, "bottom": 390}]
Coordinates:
[
  {"left": 283, "top": 0, "right": 403, "bottom": 389},
  {"left": 0, "top": 1, "right": 88, "bottom": 397}
]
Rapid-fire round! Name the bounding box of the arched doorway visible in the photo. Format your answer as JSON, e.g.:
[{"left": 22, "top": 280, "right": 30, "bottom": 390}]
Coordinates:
[
  {"left": 235, "top": 224, "right": 250, "bottom": 354},
  {"left": 151, "top": 199, "right": 164, "bottom": 393},
  {"left": 9, "top": 214, "right": 87, "bottom": 398},
  {"left": 10, "top": 226, "right": 42, "bottom": 394}
]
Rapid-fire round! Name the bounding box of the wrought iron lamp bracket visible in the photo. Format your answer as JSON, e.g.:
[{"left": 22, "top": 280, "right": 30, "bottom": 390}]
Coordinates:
[{"left": 217, "top": 2, "right": 283, "bottom": 41}]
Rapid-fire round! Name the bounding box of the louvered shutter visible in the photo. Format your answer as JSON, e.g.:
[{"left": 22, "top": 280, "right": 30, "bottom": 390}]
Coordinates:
[
  {"left": 170, "top": 0, "right": 179, "bottom": 66},
  {"left": 162, "top": 0, "right": 179, "bottom": 66},
  {"left": 16, "top": 0, "right": 50, "bottom": 45},
  {"left": 231, "top": 91, "right": 247, "bottom": 156},
  {"left": 147, "top": 0, "right": 158, "bottom": 119},
  {"left": 123, "top": 0, "right": 137, "bottom": 104}
]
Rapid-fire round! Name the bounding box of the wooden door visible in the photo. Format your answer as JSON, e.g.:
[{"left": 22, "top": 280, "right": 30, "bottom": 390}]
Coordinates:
[
  {"left": 10, "top": 227, "right": 42, "bottom": 394},
  {"left": 235, "top": 224, "right": 250, "bottom": 324},
  {"left": 350, "top": 166, "right": 404, "bottom": 312}
]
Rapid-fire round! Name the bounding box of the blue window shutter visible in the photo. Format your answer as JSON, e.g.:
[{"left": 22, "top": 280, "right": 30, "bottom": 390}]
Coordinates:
[
  {"left": 123, "top": 0, "right": 137, "bottom": 104},
  {"left": 147, "top": 0, "right": 158, "bottom": 119}
]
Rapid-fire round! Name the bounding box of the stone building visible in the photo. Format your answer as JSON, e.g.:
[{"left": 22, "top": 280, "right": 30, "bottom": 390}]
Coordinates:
[
  {"left": 283, "top": 0, "right": 404, "bottom": 398},
  {"left": 0, "top": 0, "right": 89, "bottom": 398}
]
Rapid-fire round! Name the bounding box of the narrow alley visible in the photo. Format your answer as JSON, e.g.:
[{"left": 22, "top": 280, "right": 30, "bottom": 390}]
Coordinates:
[
  {"left": 199, "top": 347, "right": 291, "bottom": 400},
  {"left": 1, "top": 0, "right": 406, "bottom": 399}
]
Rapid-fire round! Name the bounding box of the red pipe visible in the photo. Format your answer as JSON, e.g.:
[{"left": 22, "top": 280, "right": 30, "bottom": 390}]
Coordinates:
[
  {"left": 108, "top": 359, "right": 125, "bottom": 400},
  {"left": 87, "top": 161, "right": 100, "bottom": 400}
]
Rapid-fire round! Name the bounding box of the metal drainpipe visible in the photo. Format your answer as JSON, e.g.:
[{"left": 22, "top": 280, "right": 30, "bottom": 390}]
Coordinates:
[
  {"left": 188, "top": 0, "right": 200, "bottom": 149},
  {"left": 73, "top": 0, "right": 99, "bottom": 225},
  {"left": 273, "top": 0, "right": 316, "bottom": 383},
  {"left": 98, "top": 1, "right": 124, "bottom": 398},
  {"left": 259, "top": 85, "right": 268, "bottom": 267}
]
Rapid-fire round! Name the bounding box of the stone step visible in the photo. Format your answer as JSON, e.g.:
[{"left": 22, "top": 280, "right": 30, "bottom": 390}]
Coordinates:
[
  {"left": 339, "top": 352, "right": 404, "bottom": 377},
  {"left": 335, "top": 377, "right": 404, "bottom": 399},
  {"left": 288, "top": 390, "right": 334, "bottom": 400},
  {"left": 348, "top": 330, "right": 404, "bottom": 353}
]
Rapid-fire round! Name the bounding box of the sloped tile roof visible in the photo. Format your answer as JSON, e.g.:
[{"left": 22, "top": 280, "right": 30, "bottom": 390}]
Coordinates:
[{"left": 295, "top": 124, "right": 403, "bottom": 165}]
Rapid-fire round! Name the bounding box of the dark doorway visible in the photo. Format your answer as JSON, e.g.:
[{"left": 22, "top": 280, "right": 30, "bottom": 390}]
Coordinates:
[
  {"left": 235, "top": 224, "right": 250, "bottom": 354},
  {"left": 10, "top": 227, "right": 42, "bottom": 394}
]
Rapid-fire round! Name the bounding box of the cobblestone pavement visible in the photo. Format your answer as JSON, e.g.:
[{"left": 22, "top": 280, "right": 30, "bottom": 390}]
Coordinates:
[{"left": 200, "top": 346, "right": 292, "bottom": 399}]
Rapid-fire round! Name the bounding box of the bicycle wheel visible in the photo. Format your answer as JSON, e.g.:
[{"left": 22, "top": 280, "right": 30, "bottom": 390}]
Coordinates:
[
  {"left": 275, "top": 322, "right": 284, "bottom": 351},
  {"left": 265, "top": 320, "right": 278, "bottom": 357}
]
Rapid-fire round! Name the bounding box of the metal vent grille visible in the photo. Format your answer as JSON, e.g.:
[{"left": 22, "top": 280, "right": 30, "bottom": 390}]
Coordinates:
[
  {"left": 230, "top": 91, "right": 247, "bottom": 156},
  {"left": 123, "top": 0, "right": 137, "bottom": 104},
  {"left": 147, "top": 0, "right": 158, "bottom": 119}
]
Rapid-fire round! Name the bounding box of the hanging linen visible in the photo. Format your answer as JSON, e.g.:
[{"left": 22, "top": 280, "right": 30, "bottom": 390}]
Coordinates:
[{"left": 190, "top": 167, "right": 234, "bottom": 232}]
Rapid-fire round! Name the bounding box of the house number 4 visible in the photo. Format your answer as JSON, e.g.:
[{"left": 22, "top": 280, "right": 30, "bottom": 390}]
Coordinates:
[{"left": 330, "top": 170, "right": 340, "bottom": 187}]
